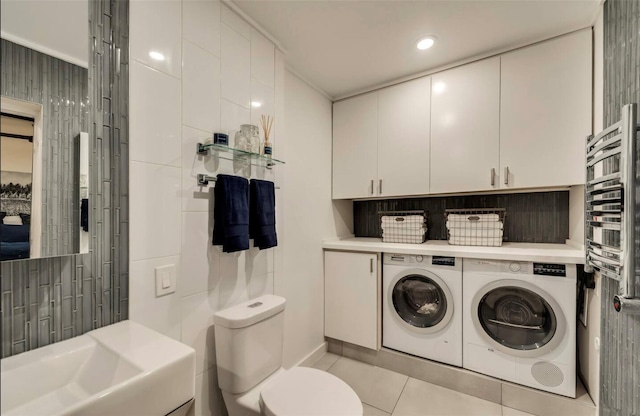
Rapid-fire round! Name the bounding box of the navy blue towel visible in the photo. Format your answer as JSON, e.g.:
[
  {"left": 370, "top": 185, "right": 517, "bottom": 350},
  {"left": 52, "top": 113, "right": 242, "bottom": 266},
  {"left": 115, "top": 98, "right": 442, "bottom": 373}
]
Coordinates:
[
  {"left": 249, "top": 179, "right": 277, "bottom": 250},
  {"left": 81, "top": 199, "right": 89, "bottom": 232},
  {"left": 212, "top": 175, "right": 250, "bottom": 253}
]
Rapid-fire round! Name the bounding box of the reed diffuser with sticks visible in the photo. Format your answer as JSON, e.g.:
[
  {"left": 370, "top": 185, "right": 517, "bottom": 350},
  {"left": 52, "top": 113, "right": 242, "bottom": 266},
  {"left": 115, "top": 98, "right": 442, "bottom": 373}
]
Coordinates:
[{"left": 260, "top": 115, "right": 274, "bottom": 158}]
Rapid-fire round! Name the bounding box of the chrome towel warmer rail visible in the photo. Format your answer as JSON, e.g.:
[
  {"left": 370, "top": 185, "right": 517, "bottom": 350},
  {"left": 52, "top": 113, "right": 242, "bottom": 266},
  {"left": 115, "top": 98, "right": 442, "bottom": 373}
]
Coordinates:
[{"left": 585, "top": 103, "right": 640, "bottom": 314}]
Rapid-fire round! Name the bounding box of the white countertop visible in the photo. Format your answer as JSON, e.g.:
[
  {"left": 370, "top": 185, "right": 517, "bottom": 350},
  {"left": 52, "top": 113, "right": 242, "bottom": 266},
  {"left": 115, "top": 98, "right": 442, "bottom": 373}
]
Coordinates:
[{"left": 323, "top": 237, "right": 585, "bottom": 264}]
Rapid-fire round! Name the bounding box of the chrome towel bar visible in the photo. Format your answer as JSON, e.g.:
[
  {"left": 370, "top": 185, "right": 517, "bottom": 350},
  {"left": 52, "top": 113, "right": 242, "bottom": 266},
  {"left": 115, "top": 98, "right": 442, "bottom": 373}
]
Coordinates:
[{"left": 197, "top": 174, "right": 280, "bottom": 189}]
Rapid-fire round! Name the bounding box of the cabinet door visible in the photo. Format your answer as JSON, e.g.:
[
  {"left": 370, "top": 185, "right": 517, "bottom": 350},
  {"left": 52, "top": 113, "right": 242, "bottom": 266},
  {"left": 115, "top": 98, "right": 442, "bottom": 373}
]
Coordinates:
[
  {"left": 500, "top": 29, "right": 592, "bottom": 189},
  {"left": 430, "top": 58, "right": 500, "bottom": 194},
  {"left": 332, "top": 93, "right": 378, "bottom": 199},
  {"left": 377, "top": 77, "right": 431, "bottom": 197},
  {"left": 324, "top": 251, "right": 379, "bottom": 350}
]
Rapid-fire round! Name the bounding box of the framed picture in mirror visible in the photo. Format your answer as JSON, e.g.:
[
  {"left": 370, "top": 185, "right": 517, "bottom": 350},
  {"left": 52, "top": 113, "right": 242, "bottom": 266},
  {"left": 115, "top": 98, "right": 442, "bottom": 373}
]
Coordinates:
[{"left": 1, "top": 0, "right": 90, "bottom": 261}]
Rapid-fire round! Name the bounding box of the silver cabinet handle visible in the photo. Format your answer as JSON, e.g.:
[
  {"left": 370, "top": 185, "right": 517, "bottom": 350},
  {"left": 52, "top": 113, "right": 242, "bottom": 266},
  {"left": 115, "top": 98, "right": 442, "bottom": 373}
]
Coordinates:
[
  {"left": 370, "top": 258, "right": 374, "bottom": 273},
  {"left": 370, "top": 180, "right": 374, "bottom": 195},
  {"left": 379, "top": 179, "right": 382, "bottom": 194},
  {"left": 491, "top": 168, "right": 495, "bottom": 186},
  {"left": 504, "top": 167, "right": 509, "bottom": 185}
]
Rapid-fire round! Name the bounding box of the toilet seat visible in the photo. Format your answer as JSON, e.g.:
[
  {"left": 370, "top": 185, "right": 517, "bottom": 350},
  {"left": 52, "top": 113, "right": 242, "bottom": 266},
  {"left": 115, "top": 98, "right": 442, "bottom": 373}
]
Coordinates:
[{"left": 259, "top": 367, "right": 363, "bottom": 416}]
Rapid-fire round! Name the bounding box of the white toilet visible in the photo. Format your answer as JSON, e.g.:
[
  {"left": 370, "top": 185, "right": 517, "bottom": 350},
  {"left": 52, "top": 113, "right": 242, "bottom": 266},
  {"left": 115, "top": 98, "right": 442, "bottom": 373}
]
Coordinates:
[{"left": 213, "top": 294, "right": 363, "bottom": 416}]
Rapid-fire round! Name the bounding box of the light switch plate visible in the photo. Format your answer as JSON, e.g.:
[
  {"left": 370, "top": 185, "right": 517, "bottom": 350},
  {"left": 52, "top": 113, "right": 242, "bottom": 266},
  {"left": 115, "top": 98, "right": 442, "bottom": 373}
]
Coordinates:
[{"left": 155, "top": 264, "right": 176, "bottom": 297}]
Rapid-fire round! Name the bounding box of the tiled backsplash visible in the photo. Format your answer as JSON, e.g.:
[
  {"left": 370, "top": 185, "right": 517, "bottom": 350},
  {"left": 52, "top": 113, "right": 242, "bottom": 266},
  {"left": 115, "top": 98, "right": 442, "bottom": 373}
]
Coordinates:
[
  {"left": 354, "top": 190, "right": 569, "bottom": 243},
  {"left": 600, "top": 0, "right": 640, "bottom": 414},
  {"left": 0, "top": 0, "right": 129, "bottom": 358},
  {"left": 1, "top": 39, "right": 89, "bottom": 257}
]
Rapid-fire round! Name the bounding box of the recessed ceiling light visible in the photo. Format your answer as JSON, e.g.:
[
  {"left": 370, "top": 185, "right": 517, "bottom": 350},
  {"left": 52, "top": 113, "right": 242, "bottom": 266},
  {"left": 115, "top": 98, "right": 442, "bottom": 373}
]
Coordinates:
[
  {"left": 416, "top": 36, "right": 437, "bottom": 50},
  {"left": 251, "top": 101, "right": 262, "bottom": 108},
  {"left": 149, "top": 51, "right": 165, "bottom": 61}
]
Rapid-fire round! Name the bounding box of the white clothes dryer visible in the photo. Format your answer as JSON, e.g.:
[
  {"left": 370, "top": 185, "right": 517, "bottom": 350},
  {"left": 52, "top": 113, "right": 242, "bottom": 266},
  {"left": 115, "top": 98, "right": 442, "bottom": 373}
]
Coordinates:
[
  {"left": 462, "top": 258, "right": 577, "bottom": 397},
  {"left": 383, "top": 254, "right": 463, "bottom": 367}
]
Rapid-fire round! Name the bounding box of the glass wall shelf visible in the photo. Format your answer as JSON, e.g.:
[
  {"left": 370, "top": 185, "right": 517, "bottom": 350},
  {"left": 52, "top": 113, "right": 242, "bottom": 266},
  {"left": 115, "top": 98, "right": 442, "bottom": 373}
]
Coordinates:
[{"left": 196, "top": 142, "right": 285, "bottom": 167}]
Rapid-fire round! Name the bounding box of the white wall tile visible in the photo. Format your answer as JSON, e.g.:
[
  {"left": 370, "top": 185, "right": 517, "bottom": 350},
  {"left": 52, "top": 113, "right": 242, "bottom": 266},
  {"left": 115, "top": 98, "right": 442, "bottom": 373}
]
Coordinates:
[
  {"left": 251, "top": 29, "right": 275, "bottom": 88},
  {"left": 181, "top": 212, "right": 220, "bottom": 297},
  {"left": 221, "top": 24, "right": 251, "bottom": 109},
  {"left": 130, "top": 256, "right": 182, "bottom": 340},
  {"left": 250, "top": 80, "right": 275, "bottom": 129},
  {"left": 130, "top": 0, "right": 182, "bottom": 78},
  {"left": 220, "top": 100, "right": 250, "bottom": 144},
  {"left": 187, "top": 368, "right": 226, "bottom": 416},
  {"left": 183, "top": 40, "right": 221, "bottom": 133},
  {"left": 183, "top": 0, "right": 221, "bottom": 58},
  {"left": 220, "top": 4, "right": 250, "bottom": 39},
  {"left": 130, "top": 62, "right": 181, "bottom": 167},
  {"left": 130, "top": 162, "right": 182, "bottom": 261},
  {"left": 180, "top": 292, "right": 216, "bottom": 375}
]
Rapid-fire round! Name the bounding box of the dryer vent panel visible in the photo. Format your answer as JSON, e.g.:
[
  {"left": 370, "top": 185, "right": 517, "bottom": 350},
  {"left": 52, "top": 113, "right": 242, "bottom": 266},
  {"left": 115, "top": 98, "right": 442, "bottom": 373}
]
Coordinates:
[{"left": 531, "top": 361, "right": 564, "bottom": 387}]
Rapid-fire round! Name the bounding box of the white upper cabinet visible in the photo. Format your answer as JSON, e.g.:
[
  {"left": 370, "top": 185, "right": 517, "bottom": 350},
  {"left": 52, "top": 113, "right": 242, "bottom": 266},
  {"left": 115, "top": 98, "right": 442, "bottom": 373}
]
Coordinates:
[
  {"left": 378, "top": 77, "right": 431, "bottom": 197},
  {"left": 430, "top": 58, "right": 500, "bottom": 194},
  {"left": 332, "top": 92, "right": 378, "bottom": 199},
  {"left": 500, "top": 29, "right": 592, "bottom": 189}
]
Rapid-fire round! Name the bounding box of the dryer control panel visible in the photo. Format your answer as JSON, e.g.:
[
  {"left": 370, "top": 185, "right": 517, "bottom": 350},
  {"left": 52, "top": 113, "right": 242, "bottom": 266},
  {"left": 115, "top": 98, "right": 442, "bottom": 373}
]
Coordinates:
[{"left": 533, "top": 263, "right": 567, "bottom": 277}]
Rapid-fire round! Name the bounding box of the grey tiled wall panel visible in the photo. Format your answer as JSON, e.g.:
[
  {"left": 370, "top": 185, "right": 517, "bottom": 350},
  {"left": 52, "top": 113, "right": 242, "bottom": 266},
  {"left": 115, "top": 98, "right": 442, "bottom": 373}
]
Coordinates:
[
  {"left": 353, "top": 191, "right": 569, "bottom": 243},
  {"left": 0, "top": 0, "right": 129, "bottom": 358},
  {"left": 1, "top": 39, "right": 88, "bottom": 257},
  {"left": 601, "top": 0, "right": 640, "bottom": 415}
]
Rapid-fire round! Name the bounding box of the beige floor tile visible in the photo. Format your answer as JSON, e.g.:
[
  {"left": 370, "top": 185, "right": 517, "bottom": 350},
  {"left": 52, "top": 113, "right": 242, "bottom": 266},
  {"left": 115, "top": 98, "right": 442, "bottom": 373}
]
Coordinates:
[
  {"left": 502, "top": 407, "right": 535, "bottom": 416},
  {"left": 306, "top": 352, "right": 341, "bottom": 371},
  {"left": 328, "top": 357, "right": 409, "bottom": 413},
  {"left": 364, "top": 403, "right": 391, "bottom": 416},
  {"left": 501, "top": 382, "right": 596, "bottom": 416},
  {"left": 392, "top": 378, "right": 502, "bottom": 416}
]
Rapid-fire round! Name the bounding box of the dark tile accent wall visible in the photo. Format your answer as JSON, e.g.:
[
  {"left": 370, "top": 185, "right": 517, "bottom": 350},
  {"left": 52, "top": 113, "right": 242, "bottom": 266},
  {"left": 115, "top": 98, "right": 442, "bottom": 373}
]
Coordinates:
[
  {"left": 1, "top": 39, "right": 89, "bottom": 257},
  {"left": 601, "top": 1, "right": 640, "bottom": 414},
  {"left": 0, "top": 0, "right": 129, "bottom": 358},
  {"left": 354, "top": 191, "right": 569, "bottom": 243}
]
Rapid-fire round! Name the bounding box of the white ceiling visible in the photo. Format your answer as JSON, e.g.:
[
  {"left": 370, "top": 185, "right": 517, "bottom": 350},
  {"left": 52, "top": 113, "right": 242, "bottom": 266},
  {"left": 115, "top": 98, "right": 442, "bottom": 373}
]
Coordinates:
[
  {"left": 233, "top": 0, "right": 600, "bottom": 99},
  {"left": 1, "top": 0, "right": 88, "bottom": 68}
]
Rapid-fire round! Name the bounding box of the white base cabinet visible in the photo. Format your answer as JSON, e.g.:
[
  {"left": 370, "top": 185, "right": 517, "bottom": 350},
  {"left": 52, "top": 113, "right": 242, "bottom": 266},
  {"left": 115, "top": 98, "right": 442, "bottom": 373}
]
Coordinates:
[{"left": 324, "top": 251, "right": 380, "bottom": 350}]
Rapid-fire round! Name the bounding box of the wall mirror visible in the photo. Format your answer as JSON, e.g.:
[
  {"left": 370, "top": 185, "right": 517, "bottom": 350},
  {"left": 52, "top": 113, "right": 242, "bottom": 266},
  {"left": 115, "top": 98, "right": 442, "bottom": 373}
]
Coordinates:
[{"left": 1, "top": 0, "right": 89, "bottom": 261}]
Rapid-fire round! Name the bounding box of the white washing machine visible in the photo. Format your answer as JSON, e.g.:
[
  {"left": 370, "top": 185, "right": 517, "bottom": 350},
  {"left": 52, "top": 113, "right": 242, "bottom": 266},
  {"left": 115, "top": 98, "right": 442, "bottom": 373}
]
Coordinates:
[
  {"left": 462, "top": 258, "right": 577, "bottom": 397},
  {"left": 383, "top": 254, "right": 462, "bottom": 367}
]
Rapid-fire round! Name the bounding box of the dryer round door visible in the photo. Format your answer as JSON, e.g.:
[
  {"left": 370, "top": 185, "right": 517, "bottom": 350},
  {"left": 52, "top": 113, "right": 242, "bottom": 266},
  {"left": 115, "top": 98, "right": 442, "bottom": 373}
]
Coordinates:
[
  {"left": 389, "top": 269, "right": 454, "bottom": 334},
  {"left": 471, "top": 279, "right": 566, "bottom": 358}
]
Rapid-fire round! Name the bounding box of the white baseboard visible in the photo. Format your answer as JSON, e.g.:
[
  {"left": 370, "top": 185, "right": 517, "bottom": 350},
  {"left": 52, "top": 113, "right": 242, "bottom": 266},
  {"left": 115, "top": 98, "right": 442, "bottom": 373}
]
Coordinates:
[{"left": 295, "top": 342, "right": 328, "bottom": 368}]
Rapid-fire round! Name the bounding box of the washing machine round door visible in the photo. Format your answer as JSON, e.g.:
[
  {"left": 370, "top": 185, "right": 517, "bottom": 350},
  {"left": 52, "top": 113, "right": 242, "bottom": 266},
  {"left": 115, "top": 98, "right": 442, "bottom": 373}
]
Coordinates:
[
  {"left": 390, "top": 269, "right": 454, "bottom": 334},
  {"left": 471, "top": 279, "right": 566, "bottom": 358}
]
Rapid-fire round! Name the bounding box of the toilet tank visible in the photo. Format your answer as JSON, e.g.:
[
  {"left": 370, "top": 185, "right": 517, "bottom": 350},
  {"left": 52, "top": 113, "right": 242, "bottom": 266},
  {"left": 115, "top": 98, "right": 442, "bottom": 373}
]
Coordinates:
[{"left": 213, "top": 295, "right": 286, "bottom": 394}]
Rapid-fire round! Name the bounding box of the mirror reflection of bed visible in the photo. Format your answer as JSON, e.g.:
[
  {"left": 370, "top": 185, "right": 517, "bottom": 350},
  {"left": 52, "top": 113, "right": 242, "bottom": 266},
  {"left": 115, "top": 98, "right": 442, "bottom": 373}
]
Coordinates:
[
  {"left": 0, "top": 97, "right": 89, "bottom": 261},
  {"left": 1, "top": 113, "right": 34, "bottom": 260}
]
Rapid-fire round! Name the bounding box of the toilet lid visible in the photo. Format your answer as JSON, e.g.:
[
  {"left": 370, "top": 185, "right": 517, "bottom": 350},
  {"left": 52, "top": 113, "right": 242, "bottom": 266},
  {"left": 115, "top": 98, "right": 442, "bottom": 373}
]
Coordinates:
[{"left": 260, "top": 367, "right": 363, "bottom": 416}]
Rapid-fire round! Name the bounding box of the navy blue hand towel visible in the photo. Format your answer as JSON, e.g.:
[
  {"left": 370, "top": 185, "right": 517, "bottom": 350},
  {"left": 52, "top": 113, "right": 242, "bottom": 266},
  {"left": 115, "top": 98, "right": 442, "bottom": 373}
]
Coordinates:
[
  {"left": 81, "top": 199, "right": 89, "bottom": 232},
  {"left": 249, "top": 179, "right": 277, "bottom": 250},
  {"left": 212, "top": 175, "right": 250, "bottom": 253}
]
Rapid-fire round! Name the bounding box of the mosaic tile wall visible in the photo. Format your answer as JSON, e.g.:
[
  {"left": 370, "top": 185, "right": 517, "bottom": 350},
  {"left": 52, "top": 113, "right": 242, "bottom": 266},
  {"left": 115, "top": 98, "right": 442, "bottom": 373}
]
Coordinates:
[
  {"left": 354, "top": 190, "right": 569, "bottom": 243},
  {"left": 600, "top": 0, "right": 640, "bottom": 414},
  {"left": 0, "top": 0, "right": 129, "bottom": 358},
  {"left": 1, "top": 39, "right": 89, "bottom": 257}
]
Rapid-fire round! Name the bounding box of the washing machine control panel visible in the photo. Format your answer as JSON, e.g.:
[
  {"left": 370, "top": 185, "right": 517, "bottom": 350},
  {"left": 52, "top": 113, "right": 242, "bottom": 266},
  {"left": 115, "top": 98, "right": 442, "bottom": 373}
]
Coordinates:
[{"left": 533, "top": 263, "right": 566, "bottom": 277}]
